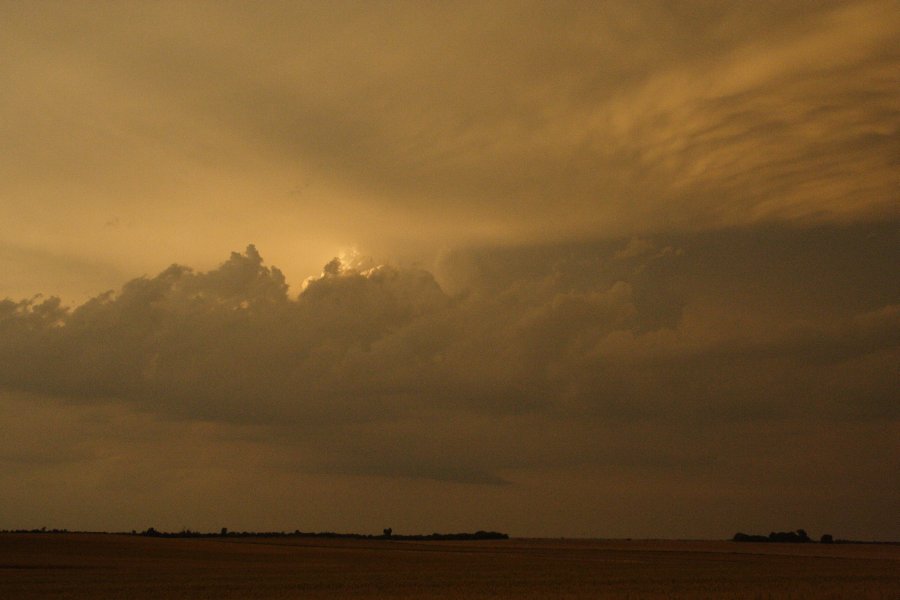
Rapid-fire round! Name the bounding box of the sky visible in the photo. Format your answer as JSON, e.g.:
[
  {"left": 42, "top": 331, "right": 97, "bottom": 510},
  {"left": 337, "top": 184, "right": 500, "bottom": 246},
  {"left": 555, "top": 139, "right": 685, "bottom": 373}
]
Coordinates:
[{"left": 1, "top": 0, "right": 898, "bottom": 539}]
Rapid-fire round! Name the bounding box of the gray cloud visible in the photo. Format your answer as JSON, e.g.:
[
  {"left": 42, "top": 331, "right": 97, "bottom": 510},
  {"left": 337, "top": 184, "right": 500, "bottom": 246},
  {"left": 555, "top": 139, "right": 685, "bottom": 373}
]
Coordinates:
[{"left": 1, "top": 229, "right": 896, "bottom": 491}]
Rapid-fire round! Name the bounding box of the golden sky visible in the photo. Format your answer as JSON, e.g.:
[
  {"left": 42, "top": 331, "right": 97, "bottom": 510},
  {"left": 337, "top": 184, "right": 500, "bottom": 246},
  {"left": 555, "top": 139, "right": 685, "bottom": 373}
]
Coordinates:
[{"left": 1, "top": 1, "right": 898, "bottom": 538}]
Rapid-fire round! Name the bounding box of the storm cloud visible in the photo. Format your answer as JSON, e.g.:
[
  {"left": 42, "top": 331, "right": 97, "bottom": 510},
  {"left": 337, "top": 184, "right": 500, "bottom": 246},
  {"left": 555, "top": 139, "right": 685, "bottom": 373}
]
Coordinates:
[
  {"left": 2, "top": 1, "right": 899, "bottom": 302},
  {"left": 2, "top": 232, "right": 896, "bottom": 518},
  {"left": 1, "top": 1, "right": 898, "bottom": 538}
]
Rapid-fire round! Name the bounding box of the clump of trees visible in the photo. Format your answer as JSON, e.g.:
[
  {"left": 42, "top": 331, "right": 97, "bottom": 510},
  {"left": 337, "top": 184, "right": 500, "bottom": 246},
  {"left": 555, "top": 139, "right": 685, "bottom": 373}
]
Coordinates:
[
  {"left": 133, "top": 527, "right": 508, "bottom": 541},
  {"left": 732, "top": 529, "right": 836, "bottom": 543},
  {"left": 0, "top": 527, "right": 69, "bottom": 534}
]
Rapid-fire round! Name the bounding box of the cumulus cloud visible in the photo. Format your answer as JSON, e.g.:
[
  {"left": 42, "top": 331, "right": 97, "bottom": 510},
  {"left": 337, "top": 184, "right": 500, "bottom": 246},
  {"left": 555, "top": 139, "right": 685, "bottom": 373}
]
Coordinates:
[
  {"left": 2, "top": 231, "right": 896, "bottom": 489},
  {"left": 1, "top": 245, "right": 447, "bottom": 424}
]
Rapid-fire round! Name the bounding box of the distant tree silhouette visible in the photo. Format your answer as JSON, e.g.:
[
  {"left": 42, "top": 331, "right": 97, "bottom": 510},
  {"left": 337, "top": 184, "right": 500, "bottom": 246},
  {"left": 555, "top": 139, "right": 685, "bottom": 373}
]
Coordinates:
[
  {"left": 125, "top": 526, "right": 506, "bottom": 541},
  {"left": 767, "top": 530, "right": 811, "bottom": 543},
  {"left": 821, "top": 533, "right": 834, "bottom": 544},
  {"left": 732, "top": 532, "right": 768, "bottom": 542},
  {"left": 734, "top": 529, "right": 812, "bottom": 543}
]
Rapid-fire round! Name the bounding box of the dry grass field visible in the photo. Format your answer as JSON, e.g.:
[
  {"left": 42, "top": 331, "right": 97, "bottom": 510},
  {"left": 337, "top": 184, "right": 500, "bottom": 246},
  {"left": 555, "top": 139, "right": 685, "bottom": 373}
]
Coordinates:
[{"left": 1, "top": 533, "right": 898, "bottom": 599}]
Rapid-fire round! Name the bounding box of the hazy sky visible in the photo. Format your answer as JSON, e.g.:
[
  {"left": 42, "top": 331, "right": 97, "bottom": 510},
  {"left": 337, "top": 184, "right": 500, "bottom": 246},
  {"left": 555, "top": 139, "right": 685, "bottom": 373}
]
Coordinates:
[{"left": 1, "top": 1, "right": 898, "bottom": 539}]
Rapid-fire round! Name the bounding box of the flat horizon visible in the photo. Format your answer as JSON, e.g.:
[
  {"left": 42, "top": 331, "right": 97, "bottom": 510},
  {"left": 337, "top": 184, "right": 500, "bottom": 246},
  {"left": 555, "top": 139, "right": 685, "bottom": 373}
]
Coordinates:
[
  {"left": 3, "top": 533, "right": 899, "bottom": 599},
  {"left": 5, "top": 527, "right": 898, "bottom": 545}
]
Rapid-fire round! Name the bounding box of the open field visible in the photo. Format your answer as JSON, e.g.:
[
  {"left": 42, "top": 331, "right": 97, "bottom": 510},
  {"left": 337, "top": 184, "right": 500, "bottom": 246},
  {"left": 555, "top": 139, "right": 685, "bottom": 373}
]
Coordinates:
[{"left": 1, "top": 533, "right": 898, "bottom": 599}]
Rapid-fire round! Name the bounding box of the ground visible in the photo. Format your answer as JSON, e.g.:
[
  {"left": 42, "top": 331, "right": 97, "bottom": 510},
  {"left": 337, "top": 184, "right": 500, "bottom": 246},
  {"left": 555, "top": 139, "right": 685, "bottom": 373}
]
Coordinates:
[{"left": 1, "top": 533, "right": 898, "bottom": 598}]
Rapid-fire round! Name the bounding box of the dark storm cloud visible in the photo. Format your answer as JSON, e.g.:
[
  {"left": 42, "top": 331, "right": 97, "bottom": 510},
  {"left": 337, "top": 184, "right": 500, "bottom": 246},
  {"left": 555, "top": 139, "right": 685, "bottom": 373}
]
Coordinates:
[
  {"left": 1, "top": 231, "right": 896, "bottom": 486},
  {"left": 0, "top": 244, "right": 633, "bottom": 425},
  {"left": 206, "top": 0, "right": 899, "bottom": 234}
]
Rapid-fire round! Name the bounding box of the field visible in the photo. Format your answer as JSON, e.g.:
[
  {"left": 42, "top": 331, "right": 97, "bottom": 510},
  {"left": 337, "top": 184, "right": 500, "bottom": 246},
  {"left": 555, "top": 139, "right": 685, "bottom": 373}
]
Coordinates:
[{"left": 2, "top": 533, "right": 898, "bottom": 599}]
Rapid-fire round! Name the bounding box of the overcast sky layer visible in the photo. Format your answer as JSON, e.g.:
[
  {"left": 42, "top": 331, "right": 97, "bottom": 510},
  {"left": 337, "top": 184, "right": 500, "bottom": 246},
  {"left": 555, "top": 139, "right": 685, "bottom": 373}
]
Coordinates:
[{"left": 1, "top": 1, "right": 898, "bottom": 539}]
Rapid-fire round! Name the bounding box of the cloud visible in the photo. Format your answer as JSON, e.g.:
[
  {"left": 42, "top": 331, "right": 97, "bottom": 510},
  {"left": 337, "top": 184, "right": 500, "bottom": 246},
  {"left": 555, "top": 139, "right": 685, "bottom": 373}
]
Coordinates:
[
  {"left": 217, "top": 0, "right": 899, "bottom": 235},
  {"left": 1, "top": 230, "right": 896, "bottom": 489},
  {"left": 594, "top": 0, "right": 900, "bottom": 231},
  {"left": 1, "top": 1, "right": 898, "bottom": 537},
  {"left": 2, "top": 1, "right": 896, "bottom": 279}
]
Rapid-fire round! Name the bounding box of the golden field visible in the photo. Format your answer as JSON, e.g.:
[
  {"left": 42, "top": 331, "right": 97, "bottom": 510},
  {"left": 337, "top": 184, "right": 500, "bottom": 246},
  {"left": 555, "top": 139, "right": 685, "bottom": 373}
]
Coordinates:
[{"left": 1, "top": 533, "right": 898, "bottom": 599}]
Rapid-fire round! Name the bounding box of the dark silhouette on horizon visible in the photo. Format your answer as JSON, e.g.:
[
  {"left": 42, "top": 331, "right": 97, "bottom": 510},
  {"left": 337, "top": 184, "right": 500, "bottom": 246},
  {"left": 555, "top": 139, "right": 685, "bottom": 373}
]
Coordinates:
[
  {"left": 733, "top": 529, "right": 832, "bottom": 543},
  {"left": 129, "top": 527, "right": 508, "bottom": 541}
]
